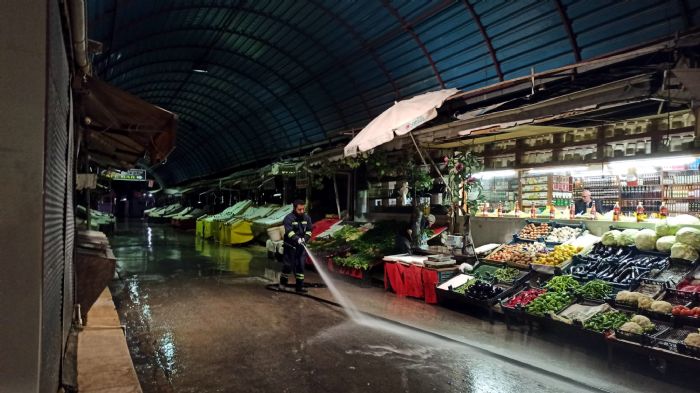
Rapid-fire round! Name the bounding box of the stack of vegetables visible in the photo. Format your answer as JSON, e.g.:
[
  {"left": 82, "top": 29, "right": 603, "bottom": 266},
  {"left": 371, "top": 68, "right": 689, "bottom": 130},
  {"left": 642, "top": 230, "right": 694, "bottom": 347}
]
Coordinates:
[
  {"left": 313, "top": 222, "right": 396, "bottom": 270},
  {"left": 461, "top": 266, "right": 524, "bottom": 302},
  {"left": 504, "top": 288, "right": 546, "bottom": 309},
  {"left": 545, "top": 226, "right": 583, "bottom": 243},
  {"left": 518, "top": 222, "right": 551, "bottom": 240},
  {"left": 575, "top": 279, "right": 613, "bottom": 300},
  {"left": 570, "top": 243, "right": 668, "bottom": 287},
  {"left": 485, "top": 242, "right": 547, "bottom": 266},
  {"left": 599, "top": 214, "right": 700, "bottom": 262},
  {"left": 583, "top": 310, "right": 630, "bottom": 333},
  {"left": 525, "top": 275, "right": 579, "bottom": 317},
  {"left": 533, "top": 244, "right": 582, "bottom": 267}
]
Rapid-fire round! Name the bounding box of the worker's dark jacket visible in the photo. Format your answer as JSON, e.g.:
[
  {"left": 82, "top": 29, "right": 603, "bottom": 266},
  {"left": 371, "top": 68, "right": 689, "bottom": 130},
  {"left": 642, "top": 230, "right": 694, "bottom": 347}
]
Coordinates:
[
  {"left": 574, "top": 200, "right": 604, "bottom": 215},
  {"left": 283, "top": 212, "right": 313, "bottom": 249}
]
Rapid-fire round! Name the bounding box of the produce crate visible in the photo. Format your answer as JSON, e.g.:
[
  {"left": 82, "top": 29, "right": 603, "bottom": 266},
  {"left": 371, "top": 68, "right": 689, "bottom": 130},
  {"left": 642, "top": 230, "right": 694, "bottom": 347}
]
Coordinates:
[
  {"left": 635, "top": 278, "right": 668, "bottom": 299},
  {"left": 462, "top": 282, "right": 523, "bottom": 308},
  {"left": 656, "top": 257, "right": 699, "bottom": 285},
  {"left": 481, "top": 244, "right": 508, "bottom": 265},
  {"left": 581, "top": 309, "right": 633, "bottom": 335},
  {"left": 677, "top": 342, "right": 700, "bottom": 358},
  {"left": 567, "top": 247, "right": 670, "bottom": 291},
  {"left": 530, "top": 258, "right": 574, "bottom": 275},
  {"left": 650, "top": 326, "right": 699, "bottom": 353},
  {"left": 614, "top": 320, "right": 672, "bottom": 347},
  {"left": 544, "top": 221, "right": 587, "bottom": 246},
  {"left": 555, "top": 300, "right": 611, "bottom": 325},
  {"left": 471, "top": 261, "right": 531, "bottom": 286},
  {"left": 514, "top": 220, "right": 552, "bottom": 243}
]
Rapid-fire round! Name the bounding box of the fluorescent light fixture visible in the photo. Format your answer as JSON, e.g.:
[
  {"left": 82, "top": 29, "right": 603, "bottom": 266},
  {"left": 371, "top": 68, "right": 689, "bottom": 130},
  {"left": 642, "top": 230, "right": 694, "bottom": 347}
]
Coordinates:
[
  {"left": 475, "top": 169, "right": 517, "bottom": 179},
  {"left": 192, "top": 61, "right": 208, "bottom": 73},
  {"left": 528, "top": 166, "right": 587, "bottom": 174},
  {"left": 607, "top": 155, "right": 697, "bottom": 173},
  {"left": 273, "top": 193, "right": 282, "bottom": 197},
  {"left": 572, "top": 170, "right": 610, "bottom": 178}
]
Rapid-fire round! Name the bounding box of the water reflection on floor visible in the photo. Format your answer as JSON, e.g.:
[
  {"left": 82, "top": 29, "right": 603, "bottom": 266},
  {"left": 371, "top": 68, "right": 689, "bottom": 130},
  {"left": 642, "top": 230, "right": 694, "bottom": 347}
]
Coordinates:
[
  {"left": 107, "top": 220, "right": 606, "bottom": 393},
  {"left": 110, "top": 219, "right": 275, "bottom": 279}
]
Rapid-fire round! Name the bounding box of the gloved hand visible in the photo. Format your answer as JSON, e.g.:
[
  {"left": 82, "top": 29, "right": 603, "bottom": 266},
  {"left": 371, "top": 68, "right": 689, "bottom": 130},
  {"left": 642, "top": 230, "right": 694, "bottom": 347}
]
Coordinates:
[{"left": 297, "top": 238, "right": 305, "bottom": 245}]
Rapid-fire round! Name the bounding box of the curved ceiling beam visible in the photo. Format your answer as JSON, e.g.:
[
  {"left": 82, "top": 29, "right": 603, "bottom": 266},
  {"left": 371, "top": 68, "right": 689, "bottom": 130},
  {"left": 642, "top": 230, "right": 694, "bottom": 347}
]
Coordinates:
[
  {"left": 380, "top": 0, "right": 445, "bottom": 88},
  {"left": 105, "top": 48, "right": 323, "bottom": 143},
  {"left": 133, "top": 82, "right": 278, "bottom": 145},
  {"left": 139, "top": 89, "right": 267, "bottom": 156},
  {"left": 106, "top": 56, "right": 314, "bottom": 147},
  {"left": 96, "top": 2, "right": 373, "bottom": 118},
  {"left": 306, "top": 0, "right": 401, "bottom": 100},
  {"left": 117, "top": 71, "right": 292, "bottom": 144},
  {"left": 553, "top": 0, "right": 581, "bottom": 62},
  {"left": 461, "top": 0, "right": 504, "bottom": 82},
  {"left": 95, "top": 26, "right": 350, "bottom": 131}
]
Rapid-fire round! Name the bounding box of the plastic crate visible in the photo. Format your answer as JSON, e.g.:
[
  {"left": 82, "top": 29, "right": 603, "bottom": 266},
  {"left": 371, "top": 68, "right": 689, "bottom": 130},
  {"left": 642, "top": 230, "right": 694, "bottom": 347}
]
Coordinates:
[
  {"left": 615, "top": 320, "right": 672, "bottom": 346},
  {"left": 500, "top": 285, "right": 547, "bottom": 311},
  {"left": 651, "top": 326, "right": 698, "bottom": 353},
  {"left": 544, "top": 221, "right": 587, "bottom": 246},
  {"left": 677, "top": 342, "right": 700, "bottom": 358},
  {"left": 514, "top": 220, "right": 553, "bottom": 242},
  {"left": 463, "top": 282, "right": 524, "bottom": 308}
]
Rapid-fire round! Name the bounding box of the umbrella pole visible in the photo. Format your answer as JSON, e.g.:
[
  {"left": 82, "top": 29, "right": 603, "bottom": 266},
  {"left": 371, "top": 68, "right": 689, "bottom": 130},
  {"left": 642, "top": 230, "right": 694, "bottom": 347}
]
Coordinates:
[{"left": 408, "top": 132, "right": 427, "bottom": 166}]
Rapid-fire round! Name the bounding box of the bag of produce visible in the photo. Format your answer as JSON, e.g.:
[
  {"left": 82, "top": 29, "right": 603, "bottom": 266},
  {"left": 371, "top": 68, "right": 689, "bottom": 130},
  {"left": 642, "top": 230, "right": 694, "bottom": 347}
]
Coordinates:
[
  {"left": 619, "top": 229, "right": 639, "bottom": 246},
  {"left": 657, "top": 214, "right": 700, "bottom": 236},
  {"left": 601, "top": 230, "right": 621, "bottom": 246},
  {"left": 671, "top": 242, "right": 700, "bottom": 262},
  {"left": 634, "top": 229, "right": 657, "bottom": 251},
  {"left": 655, "top": 236, "right": 676, "bottom": 253},
  {"left": 676, "top": 227, "right": 700, "bottom": 251}
]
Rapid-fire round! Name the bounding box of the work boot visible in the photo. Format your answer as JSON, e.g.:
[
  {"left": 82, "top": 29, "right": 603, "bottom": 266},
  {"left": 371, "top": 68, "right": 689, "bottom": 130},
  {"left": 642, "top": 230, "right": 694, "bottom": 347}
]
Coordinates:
[
  {"left": 279, "top": 274, "right": 288, "bottom": 288},
  {"left": 295, "top": 280, "right": 308, "bottom": 293}
]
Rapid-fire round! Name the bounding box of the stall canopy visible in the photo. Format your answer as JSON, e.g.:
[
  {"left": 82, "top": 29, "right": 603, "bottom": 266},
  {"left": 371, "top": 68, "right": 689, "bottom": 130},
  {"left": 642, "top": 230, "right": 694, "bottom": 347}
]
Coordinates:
[
  {"left": 344, "top": 88, "right": 458, "bottom": 157},
  {"left": 74, "top": 74, "right": 176, "bottom": 168}
]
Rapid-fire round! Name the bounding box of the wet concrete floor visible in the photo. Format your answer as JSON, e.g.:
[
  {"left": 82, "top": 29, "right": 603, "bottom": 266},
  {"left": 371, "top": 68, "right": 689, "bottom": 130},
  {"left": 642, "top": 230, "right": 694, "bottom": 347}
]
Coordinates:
[{"left": 109, "top": 220, "right": 699, "bottom": 393}]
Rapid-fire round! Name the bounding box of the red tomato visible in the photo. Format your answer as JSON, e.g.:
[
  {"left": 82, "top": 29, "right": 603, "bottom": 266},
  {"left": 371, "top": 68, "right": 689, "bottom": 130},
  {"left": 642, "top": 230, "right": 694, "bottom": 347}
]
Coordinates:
[
  {"left": 681, "top": 308, "right": 694, "bottom": 317},
  {"left": 692, "top": 307, "right": 700, "bottom": 317}
]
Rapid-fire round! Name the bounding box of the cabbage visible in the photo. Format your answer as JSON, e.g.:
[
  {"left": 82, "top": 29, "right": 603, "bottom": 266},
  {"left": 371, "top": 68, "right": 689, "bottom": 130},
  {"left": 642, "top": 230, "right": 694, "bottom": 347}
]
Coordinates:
[
  {"left": 601, "top": 230, "right": 622, "bottom": 246},
  {"left": 655, "top": 236, "right": 676, "bottom": 253},
  {"left": 671, "top": 243, "right": 699, "bottom": 261},
  {"left": 634, "top": 228, "right": 657, "bottom": 251},
  {"left": 619, "top": 229, "right": 639, "bottom": 246},
  {"left": 676, "top": 227, "right": 700, "bottom": 251},
  {"left": 655, "top": 220, "right": 673, "bottom": 237},
  {"left": 657, "top": 214, "right": 700, "bottom": 236}
]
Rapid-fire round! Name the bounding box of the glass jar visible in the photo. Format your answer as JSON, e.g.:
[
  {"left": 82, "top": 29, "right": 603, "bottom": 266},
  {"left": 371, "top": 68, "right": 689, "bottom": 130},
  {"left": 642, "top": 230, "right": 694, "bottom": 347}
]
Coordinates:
[
  {"left": 636, "top": 140, "right": 646, "bottom": 155},
  {"left": 614, "top": 143, "right": 625, "bottom": 157},
  {"left": 604, "top": 144, "right": 613, "bottom": 158},
  {"left": 625, "top": 142, "right": 636, "bottom": 156},
  {"left": 670, "top": 135, "right": 683, "bottom": 152}
]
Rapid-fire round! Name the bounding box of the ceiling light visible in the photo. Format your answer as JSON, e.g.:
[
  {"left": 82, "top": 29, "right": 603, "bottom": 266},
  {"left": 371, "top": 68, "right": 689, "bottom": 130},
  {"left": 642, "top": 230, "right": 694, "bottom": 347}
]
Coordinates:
[
  {"left": 192, "top": 61, "right": 208, "bottom": 73},
  {"left": 475, "top": 170, "right": 517, "bottom": 179}
]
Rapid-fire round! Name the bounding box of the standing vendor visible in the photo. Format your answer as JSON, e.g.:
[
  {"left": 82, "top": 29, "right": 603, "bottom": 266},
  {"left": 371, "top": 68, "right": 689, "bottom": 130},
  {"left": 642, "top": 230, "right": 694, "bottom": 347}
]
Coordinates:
[
  {"left": 280, "top": 200, "right": 313, "bottom": 293},
  {"left": 574, "top": 189, "right": 604, "bottom": 215}
]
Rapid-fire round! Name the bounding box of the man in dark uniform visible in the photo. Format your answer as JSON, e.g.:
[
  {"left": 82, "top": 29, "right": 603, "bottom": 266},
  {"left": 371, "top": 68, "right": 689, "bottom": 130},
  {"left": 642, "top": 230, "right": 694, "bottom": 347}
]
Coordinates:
[{"left": 281, "top": 200, "right": 313, "bottom": 293}]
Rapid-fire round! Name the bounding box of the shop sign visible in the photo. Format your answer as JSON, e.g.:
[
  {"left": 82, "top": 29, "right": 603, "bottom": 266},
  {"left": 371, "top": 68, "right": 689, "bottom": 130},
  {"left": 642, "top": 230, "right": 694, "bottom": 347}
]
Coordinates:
[{"left": 102, "top": 168, "right": 147, "bottom": 181}]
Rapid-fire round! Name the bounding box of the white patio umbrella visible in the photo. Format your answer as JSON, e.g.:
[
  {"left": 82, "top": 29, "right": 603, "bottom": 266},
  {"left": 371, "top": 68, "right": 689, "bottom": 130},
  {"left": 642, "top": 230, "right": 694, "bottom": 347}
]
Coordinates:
[{"left": 343, "top": 88, "right": 459, "bottom": 158}]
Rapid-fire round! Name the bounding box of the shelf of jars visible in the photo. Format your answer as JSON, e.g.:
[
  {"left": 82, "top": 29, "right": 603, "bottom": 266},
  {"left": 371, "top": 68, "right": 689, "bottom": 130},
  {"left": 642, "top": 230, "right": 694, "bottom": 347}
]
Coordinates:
[{"left": 458, "top": 111, "right": 695, "bottom": 170}]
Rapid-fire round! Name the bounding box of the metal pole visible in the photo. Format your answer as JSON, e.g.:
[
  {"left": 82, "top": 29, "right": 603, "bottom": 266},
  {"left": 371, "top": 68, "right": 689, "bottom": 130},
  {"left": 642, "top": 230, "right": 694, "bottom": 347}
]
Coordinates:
[
  {"left": 333, "top": 174, "right": 342, "bottom": 219},
  {"left": 408, "top": 132, "right": 427, "bottom": 166}
]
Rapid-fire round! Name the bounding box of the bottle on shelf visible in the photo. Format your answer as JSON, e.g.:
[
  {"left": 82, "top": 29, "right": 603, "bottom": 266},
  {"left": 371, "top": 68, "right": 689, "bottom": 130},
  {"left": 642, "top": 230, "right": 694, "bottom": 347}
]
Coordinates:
[
  {"left": 590, "top": 200, "right": 597, "bottom": 220},
  {"left": 660, "top": 201, "right": 668, "bottom": 218},
  {"left": 530, "top": 204, "right": 537, "bottom": 219},
  {"left": 569, "top": 202, "right": 575, "bottom": 220},
  {"left": 636, "top": 201, "right": 645, "bottom": 222},
  {"left": 613, "top": 202, "right": 621, "bottom": 222},
  {"left": 549, "top": 204, "right": 555, "bottom": 220},
  {"left": 514, "top": 201, "right": 521, "bottom": 217},
  {"left": 497, "top": 202, "right": 503, "bottom": 218}
]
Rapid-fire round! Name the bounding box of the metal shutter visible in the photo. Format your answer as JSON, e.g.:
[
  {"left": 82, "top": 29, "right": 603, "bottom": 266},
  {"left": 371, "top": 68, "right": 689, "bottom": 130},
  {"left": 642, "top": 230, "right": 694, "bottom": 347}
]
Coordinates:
[{"left": 40, "top": 1, "right": 72, "bottom": 392}]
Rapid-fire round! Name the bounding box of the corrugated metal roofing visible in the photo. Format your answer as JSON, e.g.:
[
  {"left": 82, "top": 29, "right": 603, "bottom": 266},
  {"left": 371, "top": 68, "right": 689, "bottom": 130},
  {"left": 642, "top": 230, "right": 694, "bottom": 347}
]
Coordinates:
[{"left": 87, "top": 0, "right": 699, "bottom": 185}]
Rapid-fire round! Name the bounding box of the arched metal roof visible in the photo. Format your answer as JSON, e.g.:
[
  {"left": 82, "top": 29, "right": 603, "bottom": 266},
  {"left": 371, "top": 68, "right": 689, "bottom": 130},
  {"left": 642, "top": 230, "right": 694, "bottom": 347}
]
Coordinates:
[{"left": 87, "top": 0, "right": 699, "bottom": 185}]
